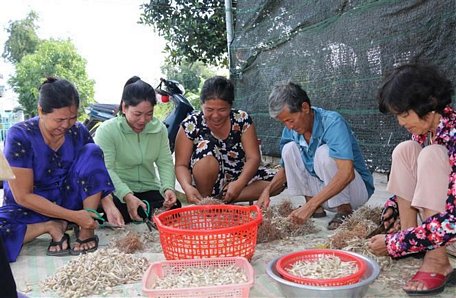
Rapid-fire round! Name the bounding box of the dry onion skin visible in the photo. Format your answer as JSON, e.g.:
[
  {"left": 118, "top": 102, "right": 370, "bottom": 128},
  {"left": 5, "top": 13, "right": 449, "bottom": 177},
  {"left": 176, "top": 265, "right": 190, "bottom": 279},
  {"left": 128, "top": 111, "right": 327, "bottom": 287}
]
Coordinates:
[
  {"left": 108, "top": 222, "right": 161, "bottom": 253},
  {"left": 287, "top": 255, "right": 358, "bottom": 279},
  {"left": 258, "top": 200, "right": 317, "bottom": 243},
  {"left": 152, "top": 264, "right": 248, "bottom": 289},
  {"left": 196, "top": 198, "right": 317, "bottom": 243},
  {"left": 115, "top": 231, "right": 144, "bottom": 253},
  {"left": 329, "top": 205, "right": 392, "bottom": 269},
  {"left": 197, "top": 197, "right": 225, "bottom": 205},
  {"left": 42, "top": 248, "right": 149, "bottom": 297}
]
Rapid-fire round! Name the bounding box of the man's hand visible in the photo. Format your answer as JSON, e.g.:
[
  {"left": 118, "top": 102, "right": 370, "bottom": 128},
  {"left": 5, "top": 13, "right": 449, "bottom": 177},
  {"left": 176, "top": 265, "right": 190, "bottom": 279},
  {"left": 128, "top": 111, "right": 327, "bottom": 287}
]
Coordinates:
[
  {"left": 163, "top": 189, "right": 177, "bottom": 209},
  {"left": 256, "top": 190, "right": 271, "bottom": 209},
  {"left": 124, "top": 193, "right": 147, "bottom": 221},
  {"left": 288, "top": 204, "right": 314, "bottom": 225},
  {"left": 368, "top": 234, "right": 388, "bottom": 256},
  {"left": 256, "top": 167, "right": 285, "bottom": 209}
]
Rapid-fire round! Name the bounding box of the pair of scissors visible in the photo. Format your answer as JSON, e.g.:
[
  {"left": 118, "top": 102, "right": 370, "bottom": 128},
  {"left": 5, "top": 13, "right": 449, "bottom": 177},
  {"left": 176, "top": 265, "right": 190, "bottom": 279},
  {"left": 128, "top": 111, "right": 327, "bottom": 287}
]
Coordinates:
[
  {"left": 85, "top": 208, "right": 122, "bottom": 229},
  {"left": 366, "top": 206, "right": 398, "bottom": 238},
  {"left": 136, "top": 200, "right": 157, "bottom": 231},
  {"left": 212, "top": 182, "right": 231, "bottom": 203}
]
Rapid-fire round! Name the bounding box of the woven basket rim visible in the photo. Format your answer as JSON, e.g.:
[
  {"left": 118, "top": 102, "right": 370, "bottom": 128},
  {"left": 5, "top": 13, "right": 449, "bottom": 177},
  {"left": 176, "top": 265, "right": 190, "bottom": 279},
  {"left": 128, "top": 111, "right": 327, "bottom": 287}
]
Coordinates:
[
  {"left": 153, "top": 204, "right": 262, "bottom": 234},
  {"left": 275, "top": 249, "right": 367, "bottom": 286}
]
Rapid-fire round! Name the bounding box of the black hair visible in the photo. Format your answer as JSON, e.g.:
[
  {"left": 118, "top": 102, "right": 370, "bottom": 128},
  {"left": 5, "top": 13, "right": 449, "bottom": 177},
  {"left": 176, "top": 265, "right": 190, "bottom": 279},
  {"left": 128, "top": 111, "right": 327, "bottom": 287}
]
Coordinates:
[
  {"left": 38, "top": 77, "right": 80, "bottom": 113},
  {"left": 200, "top": 76, "right": 234, "bottom": 105},
  {"left": 119, "top": 76, "right": 157, "bottom": 114},
  {"left": 268, "top": 81, "right": 311, "bottom": 118},
  {"left": 378, "top": 63, "right": 454, "bottom": 118}
]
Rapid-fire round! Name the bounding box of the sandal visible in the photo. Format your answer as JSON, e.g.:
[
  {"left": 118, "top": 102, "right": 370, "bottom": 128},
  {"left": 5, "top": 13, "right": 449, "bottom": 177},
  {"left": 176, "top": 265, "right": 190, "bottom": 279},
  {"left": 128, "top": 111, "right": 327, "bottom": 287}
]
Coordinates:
[
  {"left": 327, "top": 213, "right": 350, "bottom": 230},
  {"left": 67, "top": 222, "right": 80, "bottom": 238},
  {"left": 46, "top": 233, "right": 70, "bottom": 256},
  {"left": 70, "top": 235, "right": 99, "bottom": 255},
  {"left": 312, "top": 208, "right": 327, "bottom": 218},
  {"left": 403, "top": 270, "right": 455, "bottom": 296},
  {"left": 447, "top": 242, "right": 456, "bottom": 258}
]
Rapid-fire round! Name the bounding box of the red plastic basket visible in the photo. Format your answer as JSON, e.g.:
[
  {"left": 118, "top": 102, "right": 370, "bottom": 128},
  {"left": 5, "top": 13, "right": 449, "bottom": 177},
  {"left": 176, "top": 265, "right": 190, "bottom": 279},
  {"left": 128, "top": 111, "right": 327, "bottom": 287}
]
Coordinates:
[
  {"left": 153, "top": 204, "right": 262, "bottom": 260},
  {"left": 142, "top": 257, "right": 254, "bottom": 298},
  {"left": 275, "top": 249, "right": 367, "bottom": 286}
]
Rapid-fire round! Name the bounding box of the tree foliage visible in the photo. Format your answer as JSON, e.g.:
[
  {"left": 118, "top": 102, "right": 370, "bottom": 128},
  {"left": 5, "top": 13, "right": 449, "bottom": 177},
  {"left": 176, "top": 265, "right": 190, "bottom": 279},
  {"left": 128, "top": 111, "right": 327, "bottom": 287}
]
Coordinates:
[
  {"left": 2, "top": 11, "right": 40, "bottom": 64},
  {"left": 161, "top": 60, "right": 215, "bottom": 93},
  {"left": 140, "top": 0, "right": 234, "bottom": 66},
  {"left": 161, "top": 60, "right": 219, "bottom": 109},
  {"left": 9, "top": 39, "right": 95, "bottom": 118}
]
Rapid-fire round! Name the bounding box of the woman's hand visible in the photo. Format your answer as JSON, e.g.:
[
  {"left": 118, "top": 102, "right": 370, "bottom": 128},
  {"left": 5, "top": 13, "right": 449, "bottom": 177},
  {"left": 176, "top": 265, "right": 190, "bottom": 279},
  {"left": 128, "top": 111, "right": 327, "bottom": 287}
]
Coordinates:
[
  {"left": 163, "top": 189, "right": 177, "bottom": 209},
  {"left": 183, "top": 185, "right": 203, "bottom": 204},
  {"left": 73, "top": 210, "right": 98, "bottom": 229},
  {"left": 101, "top": 195, "right": 125, "bottom": 227},
  {"left": 105, "top": 207, "right": 125, "bottom": 227},
  {"left": 368, "top": 234, "right": 389, "bottom": 256},
  {"left": 223, "top": 181, "right": 243, "bottom": 203},
  {"left": 124, "top": 193, "right": 147, "bottom": 221},
  {"left": 382, "top": 207, "right": 401, "bottom": 233}
]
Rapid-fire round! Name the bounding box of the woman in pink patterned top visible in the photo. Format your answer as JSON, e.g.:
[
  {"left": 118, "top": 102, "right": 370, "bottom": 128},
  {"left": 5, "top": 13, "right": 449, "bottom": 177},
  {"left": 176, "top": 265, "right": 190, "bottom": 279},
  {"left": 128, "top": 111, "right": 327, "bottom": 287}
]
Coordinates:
[{"left": 368, "top": 64, "right": 456, "bottom": 295}]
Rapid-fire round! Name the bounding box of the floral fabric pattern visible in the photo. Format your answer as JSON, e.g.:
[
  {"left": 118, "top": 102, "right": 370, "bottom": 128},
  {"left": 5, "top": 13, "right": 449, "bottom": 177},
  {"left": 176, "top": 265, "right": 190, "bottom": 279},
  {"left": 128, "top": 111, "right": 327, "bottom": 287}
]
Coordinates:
[
  {"left": 385, "top": 106, "right": 456, "bottom": 257},
  {"left": 181, "top": 109, "right": 275, "bottom": 196}
]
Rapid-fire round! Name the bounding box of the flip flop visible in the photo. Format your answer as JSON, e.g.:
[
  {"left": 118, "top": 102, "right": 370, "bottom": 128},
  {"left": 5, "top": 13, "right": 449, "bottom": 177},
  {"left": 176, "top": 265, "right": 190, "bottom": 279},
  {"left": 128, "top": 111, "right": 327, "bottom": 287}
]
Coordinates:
[
  {"left": 327, "top": 213, "right": 350, "bottom": 230},
  {"left": 312, "top": 209, "right": 327, "bottom": 218},
  {"left": 46, "top": 233, "right": 70, "bottom": 256},
  {"left": 447, "top": 242, "right": 456, "bottom": 258},
  {"left": 67, "top": 222, "right": 80, "bottom": 238},
  {"left": 70, "top": 235, "right": 99, "bottom": 255},
  {"left": 403, "top": 270, "right": 455, "bottom": 296}
]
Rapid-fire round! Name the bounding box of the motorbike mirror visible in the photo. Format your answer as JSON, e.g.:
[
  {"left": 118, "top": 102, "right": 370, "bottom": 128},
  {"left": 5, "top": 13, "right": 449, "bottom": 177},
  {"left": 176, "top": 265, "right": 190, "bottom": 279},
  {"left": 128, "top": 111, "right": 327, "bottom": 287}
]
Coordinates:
[{"left": 160, "top": 94, "right": 170, "bottom": 103}]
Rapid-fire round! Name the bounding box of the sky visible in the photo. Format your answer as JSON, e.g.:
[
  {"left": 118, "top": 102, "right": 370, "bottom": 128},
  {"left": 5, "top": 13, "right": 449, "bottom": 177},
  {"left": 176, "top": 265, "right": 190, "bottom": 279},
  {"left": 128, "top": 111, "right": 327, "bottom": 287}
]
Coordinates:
[{"left": 0, "top": 0, "right": 167, "bottom": 103}]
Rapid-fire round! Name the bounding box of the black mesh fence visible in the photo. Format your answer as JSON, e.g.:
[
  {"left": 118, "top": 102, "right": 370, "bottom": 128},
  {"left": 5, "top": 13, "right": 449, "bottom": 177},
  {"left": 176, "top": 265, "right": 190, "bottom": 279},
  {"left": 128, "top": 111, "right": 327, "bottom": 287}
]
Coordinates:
[{"left": 230, "top": 0, "right": 456, "bottom": 172}]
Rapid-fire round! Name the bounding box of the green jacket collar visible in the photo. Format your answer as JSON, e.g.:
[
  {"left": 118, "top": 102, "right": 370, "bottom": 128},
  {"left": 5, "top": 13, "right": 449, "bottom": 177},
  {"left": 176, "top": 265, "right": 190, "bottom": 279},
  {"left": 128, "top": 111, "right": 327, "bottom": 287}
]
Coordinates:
[{"left": 117, "top": 116, "right": 163, "bottom": 134}]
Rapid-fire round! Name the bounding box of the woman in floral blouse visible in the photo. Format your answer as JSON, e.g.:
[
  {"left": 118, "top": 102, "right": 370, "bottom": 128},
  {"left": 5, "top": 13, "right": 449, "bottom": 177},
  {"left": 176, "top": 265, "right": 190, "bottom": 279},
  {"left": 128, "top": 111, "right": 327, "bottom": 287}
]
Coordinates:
[
  {"left": 175, "top": 76, "right": 276, "bottom": 204},
  {"left": 369, "top": 64, "right": 456, "bottom": 295}
]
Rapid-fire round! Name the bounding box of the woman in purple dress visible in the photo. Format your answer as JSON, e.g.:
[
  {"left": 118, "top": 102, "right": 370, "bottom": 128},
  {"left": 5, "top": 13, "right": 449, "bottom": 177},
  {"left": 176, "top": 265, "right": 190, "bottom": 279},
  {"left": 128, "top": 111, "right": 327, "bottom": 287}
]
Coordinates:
[{"left": 0, "top": 77, "right": 115, "bottom": 262}]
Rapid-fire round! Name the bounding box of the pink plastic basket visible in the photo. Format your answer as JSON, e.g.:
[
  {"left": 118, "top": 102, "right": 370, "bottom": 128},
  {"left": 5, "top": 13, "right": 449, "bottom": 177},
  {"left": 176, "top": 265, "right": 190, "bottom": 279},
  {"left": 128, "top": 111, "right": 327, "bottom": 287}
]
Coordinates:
[{"left": 142, "top": 257, "right": 254, "bottom": 298}]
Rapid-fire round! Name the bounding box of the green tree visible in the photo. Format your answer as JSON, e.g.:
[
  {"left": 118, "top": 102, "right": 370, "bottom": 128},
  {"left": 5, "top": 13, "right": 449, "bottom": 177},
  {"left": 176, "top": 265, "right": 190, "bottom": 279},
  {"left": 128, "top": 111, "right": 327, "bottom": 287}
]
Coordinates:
[
  {"left": 162, "top": 60, "right": 218, "bottom": 109},
  {"left": 9, "top": 39, "right": 95, "bottom": 118},
  {"left": 140, "top": 0, "right": 234, "bottom": 66},
  {"left": 2, "top": 11, "right": 40, "bottom": 64},
  {"left": 161, "top": 60, "right": 209, "bottom": 93}
]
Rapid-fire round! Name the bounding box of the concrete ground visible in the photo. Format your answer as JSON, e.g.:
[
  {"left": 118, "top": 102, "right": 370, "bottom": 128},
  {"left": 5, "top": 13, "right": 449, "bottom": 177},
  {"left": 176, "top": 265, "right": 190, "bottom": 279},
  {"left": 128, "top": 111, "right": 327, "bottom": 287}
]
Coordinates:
[
  {"left": 267, "top": 171, "right": 391, "bottom": 210},
  {"left": 4, "top": 172, "right": 456, "bottom": 297}
]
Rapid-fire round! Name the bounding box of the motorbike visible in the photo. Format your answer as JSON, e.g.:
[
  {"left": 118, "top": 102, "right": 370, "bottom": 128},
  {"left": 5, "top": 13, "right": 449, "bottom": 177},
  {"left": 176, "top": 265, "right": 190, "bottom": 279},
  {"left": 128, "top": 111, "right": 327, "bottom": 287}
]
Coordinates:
[
  {"left": 155, "top": 78, "right": 194, "bottom": 152},
  {"left": 83, "top": 78, "right": 194, "bottom": 152}
]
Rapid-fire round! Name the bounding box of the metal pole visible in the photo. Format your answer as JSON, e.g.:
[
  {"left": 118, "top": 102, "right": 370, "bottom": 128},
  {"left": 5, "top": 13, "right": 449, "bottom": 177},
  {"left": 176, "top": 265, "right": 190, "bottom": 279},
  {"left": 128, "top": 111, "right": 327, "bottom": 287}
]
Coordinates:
[{"left": 224, "top": 0, "right": 234, "bottom": 76}]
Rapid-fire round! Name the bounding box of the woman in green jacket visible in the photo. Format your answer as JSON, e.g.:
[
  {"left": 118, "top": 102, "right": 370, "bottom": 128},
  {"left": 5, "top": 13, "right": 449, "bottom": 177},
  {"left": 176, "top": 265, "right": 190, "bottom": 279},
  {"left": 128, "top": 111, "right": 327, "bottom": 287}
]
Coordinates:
[{"left": 94, "top": 76, "right": 179, "bottom": 223}]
